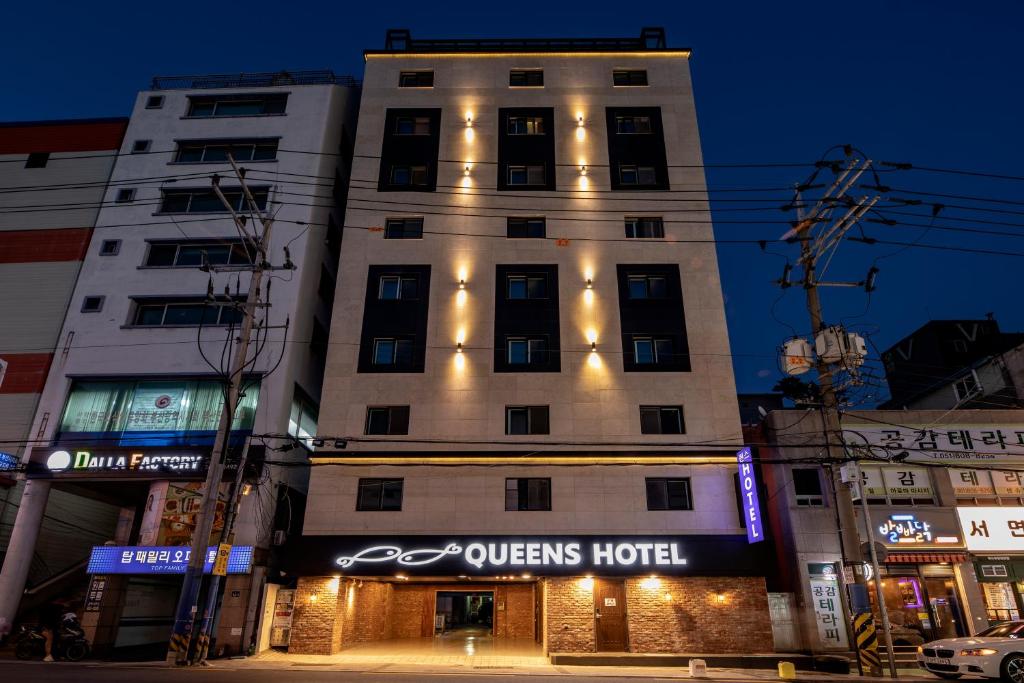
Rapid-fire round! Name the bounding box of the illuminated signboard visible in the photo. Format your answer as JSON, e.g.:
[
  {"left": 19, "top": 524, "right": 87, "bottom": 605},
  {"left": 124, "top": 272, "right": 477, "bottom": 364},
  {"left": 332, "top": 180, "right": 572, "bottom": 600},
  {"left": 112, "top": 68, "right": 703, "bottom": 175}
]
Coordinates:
[
  {"left": 957, "top": 507, "right": 1024, "bottom": 552},
  {"left": 43, "top": 448, "right": 205, "bottom": 475},
  {"left": 737, "top": 447, "right": 764, "bottom": 543},
  {"left": 867, "top": 508, "right": 963, "bottom": 548},
  {"left": 87, "top": 545, "right": 253, "bottom": 575}
]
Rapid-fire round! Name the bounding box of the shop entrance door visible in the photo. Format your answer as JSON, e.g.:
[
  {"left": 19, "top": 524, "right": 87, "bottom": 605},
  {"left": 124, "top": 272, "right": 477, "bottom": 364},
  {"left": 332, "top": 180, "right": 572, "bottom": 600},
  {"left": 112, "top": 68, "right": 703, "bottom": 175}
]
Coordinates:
[
  {"left": 435, "top": 591, "right": 494, "bottom": 635},
  {"left": 594, "top": 579, "right": 627, "bottom": 651},
  {"left": 923, "top": 577, "right": 965, "bottom": 640}
]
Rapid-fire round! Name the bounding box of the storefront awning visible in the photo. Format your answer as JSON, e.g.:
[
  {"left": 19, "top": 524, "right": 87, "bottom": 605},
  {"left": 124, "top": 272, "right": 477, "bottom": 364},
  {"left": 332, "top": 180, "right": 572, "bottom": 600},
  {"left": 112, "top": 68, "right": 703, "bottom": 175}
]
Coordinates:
[{"left": 886, "top": 552, "right": 967, "bottom": 564}]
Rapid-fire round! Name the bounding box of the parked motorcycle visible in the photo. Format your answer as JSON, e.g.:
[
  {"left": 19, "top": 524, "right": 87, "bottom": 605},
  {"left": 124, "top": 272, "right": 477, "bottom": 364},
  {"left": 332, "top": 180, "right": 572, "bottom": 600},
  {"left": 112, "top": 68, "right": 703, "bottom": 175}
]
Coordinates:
[{"left": 14, "top": 613, "right": 90, "bottom": 662}]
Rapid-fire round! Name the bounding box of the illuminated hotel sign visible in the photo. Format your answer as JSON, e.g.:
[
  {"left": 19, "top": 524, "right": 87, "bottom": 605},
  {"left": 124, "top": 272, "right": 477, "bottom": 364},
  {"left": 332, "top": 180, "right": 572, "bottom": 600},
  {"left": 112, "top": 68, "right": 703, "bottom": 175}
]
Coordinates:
[
  {"left": 868, "top": 508, "right": 963, "bottom": 548},
  {"left": 43, "top": 449, "right": 206, "bottom": 475},
  {"left": 87, "top": 545, "right": 253, "bottom": 575},
  {"left": 736, "top": 447, "right": 764, "bottom": 544}
]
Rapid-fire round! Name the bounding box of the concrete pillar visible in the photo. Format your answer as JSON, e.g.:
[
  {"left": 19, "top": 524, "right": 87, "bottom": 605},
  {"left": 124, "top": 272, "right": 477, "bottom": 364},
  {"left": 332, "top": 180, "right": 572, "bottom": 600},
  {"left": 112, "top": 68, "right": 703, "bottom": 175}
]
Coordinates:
[
  {"left": 955, "top": 561, "right": 989, "bottom": 635},
  {"left": 0, "top": 479, "right": 51, "bottom": 631},
  {"left": 80, "top": 506, "right": 136, "bottom": 652}
]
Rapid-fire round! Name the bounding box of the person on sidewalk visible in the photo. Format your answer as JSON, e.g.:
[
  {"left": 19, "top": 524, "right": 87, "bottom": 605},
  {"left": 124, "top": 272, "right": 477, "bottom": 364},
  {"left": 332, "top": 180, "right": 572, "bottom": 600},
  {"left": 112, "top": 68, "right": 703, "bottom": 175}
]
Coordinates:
[{"left": 39, "top": 601, "right": 65, "bottom": 662}]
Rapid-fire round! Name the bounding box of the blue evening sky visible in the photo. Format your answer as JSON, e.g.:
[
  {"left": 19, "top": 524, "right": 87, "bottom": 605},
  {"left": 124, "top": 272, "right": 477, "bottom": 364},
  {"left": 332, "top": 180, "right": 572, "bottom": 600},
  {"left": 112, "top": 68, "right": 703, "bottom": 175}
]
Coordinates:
[{"left": 4, "top": 1, "right": 1021, "bottom": 403}]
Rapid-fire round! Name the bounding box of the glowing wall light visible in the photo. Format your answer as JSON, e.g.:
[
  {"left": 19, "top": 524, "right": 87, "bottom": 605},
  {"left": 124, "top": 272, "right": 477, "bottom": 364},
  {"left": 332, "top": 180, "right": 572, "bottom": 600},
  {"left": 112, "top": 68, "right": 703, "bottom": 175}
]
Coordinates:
[
  {"left": 576, "top": 112, "right": 586, "bottom": 141},
  {"left": 579, "top": 575, "right": 595, "bottom": 591},
  {"left": 640, "top": 575, "right": 661, "bottom": 590}
]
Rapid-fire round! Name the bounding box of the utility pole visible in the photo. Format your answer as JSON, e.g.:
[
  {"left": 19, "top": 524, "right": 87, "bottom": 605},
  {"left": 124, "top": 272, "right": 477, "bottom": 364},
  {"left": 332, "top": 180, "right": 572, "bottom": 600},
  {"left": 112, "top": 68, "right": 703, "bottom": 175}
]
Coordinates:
[
  {"left": 783, "top": 155, "right": 887, "bottom": 676},
  {"left": 166, "top": 156, "right": 280, "bottom": 665}
]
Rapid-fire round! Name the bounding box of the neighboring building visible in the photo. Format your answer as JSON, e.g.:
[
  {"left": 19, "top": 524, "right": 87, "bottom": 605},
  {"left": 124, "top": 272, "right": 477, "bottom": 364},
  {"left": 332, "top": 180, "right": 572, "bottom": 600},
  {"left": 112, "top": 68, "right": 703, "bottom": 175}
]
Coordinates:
[
  {"left": 880, "top": 318, "right": 1024, "bottom": 409},
  {"left": 0, "top": 73, "right": 359, "bottom": 657},
  {"left": 283, "top": 29, "right": 774, "bottom": 656},
  {"left": 756, "top": 408, "right": 1024, "bottom": 658},
  {"left": 0, "top": 118, "right": 128, "bottom": 607}
]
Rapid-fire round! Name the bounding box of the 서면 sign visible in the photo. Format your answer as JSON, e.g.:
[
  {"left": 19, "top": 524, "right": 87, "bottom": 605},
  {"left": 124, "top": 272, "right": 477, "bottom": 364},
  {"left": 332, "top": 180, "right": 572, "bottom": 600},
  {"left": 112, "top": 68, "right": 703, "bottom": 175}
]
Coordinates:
[
  {"left": 41, "top": 448, "right": 206, "bottom": 476},
  {"left": 284, "top": 535, "right": 767, "bottom": 577},
  {"left": 957, "top": 507, "right": 1024, "bottom": 552}
]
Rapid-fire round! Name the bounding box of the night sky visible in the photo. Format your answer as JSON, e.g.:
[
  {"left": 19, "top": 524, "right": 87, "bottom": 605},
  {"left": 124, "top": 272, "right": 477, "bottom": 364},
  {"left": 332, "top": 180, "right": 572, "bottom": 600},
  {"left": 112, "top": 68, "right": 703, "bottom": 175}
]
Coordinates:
[{"left": 5, "top": 1, "right": 1022, "bottom": 404}]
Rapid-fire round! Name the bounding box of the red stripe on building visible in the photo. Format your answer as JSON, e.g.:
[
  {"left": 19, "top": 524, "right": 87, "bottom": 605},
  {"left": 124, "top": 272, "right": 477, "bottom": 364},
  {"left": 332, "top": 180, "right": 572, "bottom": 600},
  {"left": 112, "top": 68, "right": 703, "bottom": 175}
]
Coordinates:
[
  {"left": 0, "top": 119, "right": 128, "bottom": 154},
  {"left": 0, "top": 353, "right": 54, "bottom": 394},
  {"left": 0, "top": 228, "right": 93, "bottom": 263}
]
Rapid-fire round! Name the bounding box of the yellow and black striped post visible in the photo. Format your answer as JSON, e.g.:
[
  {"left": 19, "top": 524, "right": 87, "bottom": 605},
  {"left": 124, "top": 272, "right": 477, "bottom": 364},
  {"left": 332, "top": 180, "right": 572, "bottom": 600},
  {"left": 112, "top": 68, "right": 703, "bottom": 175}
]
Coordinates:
[{"left": 854, "top": 611, "right": 882, "bottom": 676}]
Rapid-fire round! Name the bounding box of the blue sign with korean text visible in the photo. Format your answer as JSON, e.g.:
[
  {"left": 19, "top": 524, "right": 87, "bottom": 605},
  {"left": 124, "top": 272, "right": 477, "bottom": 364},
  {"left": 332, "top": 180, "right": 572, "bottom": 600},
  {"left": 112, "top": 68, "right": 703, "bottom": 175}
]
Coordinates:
[
  {"left": 737, "top": 447, "right": 764, "bottom": 544},
  {"left": 87, "top": 545, "right": 254, "bottom": 575}
]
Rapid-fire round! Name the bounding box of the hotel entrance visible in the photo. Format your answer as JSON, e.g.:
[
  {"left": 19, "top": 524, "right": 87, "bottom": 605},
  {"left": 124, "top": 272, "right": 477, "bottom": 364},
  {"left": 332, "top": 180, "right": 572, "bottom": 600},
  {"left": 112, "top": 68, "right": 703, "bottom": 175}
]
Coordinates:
[{"left": 435, "top": 590, "right": 494, "bottom": 635}]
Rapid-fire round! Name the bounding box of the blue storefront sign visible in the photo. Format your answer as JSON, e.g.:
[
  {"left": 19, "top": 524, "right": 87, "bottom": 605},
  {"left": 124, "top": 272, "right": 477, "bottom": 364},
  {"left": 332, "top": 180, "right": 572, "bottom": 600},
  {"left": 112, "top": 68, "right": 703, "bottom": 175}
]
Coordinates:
[
  {"left": 87, "top": 545, "right": 254, "bottom": 575},
  {"left": 737, "top": 447, "right": 764, "bottom": 543}
]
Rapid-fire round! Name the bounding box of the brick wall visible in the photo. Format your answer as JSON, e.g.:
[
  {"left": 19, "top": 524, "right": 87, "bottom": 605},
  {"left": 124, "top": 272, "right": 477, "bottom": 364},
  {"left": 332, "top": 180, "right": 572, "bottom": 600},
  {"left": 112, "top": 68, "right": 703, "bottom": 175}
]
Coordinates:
[
  {"left": 340, "top": 580, "right": 392, "bottom": 645},
  {"left": 390, "top": 584, "right": 431, "bottom": 638},
  {"left": 494, "top": 584, "right": 535, "bottom": 639},
  {"left": 625, "top": 576, "right": 774, "bottom": 654},
  {"left": 545, "top": 577, "right": 595, "bottom": 652},
  {"left": 289, "top": 577, "right": 343, "bottom": 654}
]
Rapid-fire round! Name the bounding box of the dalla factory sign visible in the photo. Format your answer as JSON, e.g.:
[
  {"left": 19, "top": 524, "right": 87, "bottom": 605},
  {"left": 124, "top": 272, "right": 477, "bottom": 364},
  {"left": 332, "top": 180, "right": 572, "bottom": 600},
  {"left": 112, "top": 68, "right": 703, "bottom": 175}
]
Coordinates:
[{"left": 33, "top": 448, "right": 208, "bottom": 478}]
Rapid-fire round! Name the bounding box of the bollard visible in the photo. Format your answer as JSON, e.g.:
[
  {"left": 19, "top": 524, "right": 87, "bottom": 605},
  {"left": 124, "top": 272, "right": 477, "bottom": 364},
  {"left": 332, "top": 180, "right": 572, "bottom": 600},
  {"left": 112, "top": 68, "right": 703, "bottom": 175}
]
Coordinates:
[
  {"left": 689, "top": 658, "right": 708, "bottom": 678},
  {"left": 778, "top": 661, "right": 797, "bottom": 680}
]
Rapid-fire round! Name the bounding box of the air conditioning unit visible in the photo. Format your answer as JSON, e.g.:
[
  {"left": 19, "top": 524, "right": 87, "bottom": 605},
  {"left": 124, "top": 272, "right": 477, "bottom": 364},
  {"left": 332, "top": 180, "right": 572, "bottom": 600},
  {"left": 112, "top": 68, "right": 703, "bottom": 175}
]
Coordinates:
[{"left": 272, "top": 530, "right": 287, "bottom": 546}]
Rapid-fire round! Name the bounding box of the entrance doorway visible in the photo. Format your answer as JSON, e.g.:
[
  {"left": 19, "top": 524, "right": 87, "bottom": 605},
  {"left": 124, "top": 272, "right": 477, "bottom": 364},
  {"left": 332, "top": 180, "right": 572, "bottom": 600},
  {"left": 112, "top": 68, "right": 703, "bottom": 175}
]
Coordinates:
[
  {"left": 436, "top": 591, "right": 494, "bottom": 635},
  {"left": 594, "top": 579, "right": 628, "bottom": 652}
]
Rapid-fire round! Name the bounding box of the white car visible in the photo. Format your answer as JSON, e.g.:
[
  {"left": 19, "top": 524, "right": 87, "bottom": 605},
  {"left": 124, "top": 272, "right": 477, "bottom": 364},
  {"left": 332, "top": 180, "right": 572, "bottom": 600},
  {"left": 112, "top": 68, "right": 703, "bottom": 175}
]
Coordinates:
[{"left": 918, "top": 622, "right": 1024, "bottom": 682}]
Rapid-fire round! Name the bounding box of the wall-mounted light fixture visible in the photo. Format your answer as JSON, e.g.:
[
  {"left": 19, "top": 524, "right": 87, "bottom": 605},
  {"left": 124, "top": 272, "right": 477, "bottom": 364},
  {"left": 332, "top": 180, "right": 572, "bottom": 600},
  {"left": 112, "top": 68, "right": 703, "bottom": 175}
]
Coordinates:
[
  {"left": 585, "top": 278, "right": 593, "bottom": 289},
  {"left": 466, "top": 113, "right": 473, "bottom": 127},
  {"left": 464, "top": 164, "right": 472, "bottom": 176},
  {"left": 579, "top": 164, "right": 587, "bottom": 176},
  {"left": 459, "top": 279, "right": 466, "bottom": 289},
  {"left": 457, "top": 342, "right": 463, "bottom": 353},
  {"left": 716, "top": 592, "right": 726, "bottom": 604},
  {"left": 579, "top": 575, "right": 595, "bottom": 591}
]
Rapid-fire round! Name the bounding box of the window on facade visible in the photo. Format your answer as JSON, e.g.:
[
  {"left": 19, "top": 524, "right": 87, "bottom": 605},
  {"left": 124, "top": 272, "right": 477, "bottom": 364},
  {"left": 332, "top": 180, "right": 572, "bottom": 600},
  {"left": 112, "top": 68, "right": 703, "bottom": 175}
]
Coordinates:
[
  {"left": 633, "top": 337, "right": 674, "bottom": 365},
  {"left": 81, "top": 296, "right": 104, "bottom": 313},
  {"left": 160, "top": 188, "right": 268, "bottom": 213},
  {"left": 505, "top": 478, "right": 551, "bottom": 510},
  {"left": 953, "top": 371, "right": 983, "bottom": 402},
  {"left": 507, "top": 165, "right": 546, "bottom": 186},
  {"left": 507, "top": 275, "right": 548, "bottom": 300},
  {"left": 115, "top": 188, "right": 136, "bottom": 203},
  {"left": 133, "top": 299, "right": 243, "bottom": 326},
  {"left": 317, "top": 266, "right": 336, "bottom": 305},
  {"left": 619, "top": 164, "right": 658, "bottom": 186},
  {"left": 646, "top": 477, "right": 692, "bottom": 510},
  {"left": 613, "top": 70, "right": 649, "bottom": 86},
  {"left": 792, "top": 468, "right": 824, "bottom": 507},
  {"left": 627, "top": 275, "right": 668, "bottom": 299},
  {"left": 364, "top": 406, "right": 410, "bottom": 435},
  {"left": 288, "top": 390, "right": 319, "bottom": 450},
  {"left": 389, "top": 165, "right": 429, "bottom": 187},
  {"left": 186, "top": 94, "right": 287, "bottom": 117},
  {"left": 507, "top": 217, "right": 546, "bottom": 239},
  {"left": 99, "top": 239, "right": 121, "bottom": 256},
  {"left": 144, "top": 241, "right": 255, "bottom": 267},
  {"left": 378, "top": 275, "right": 419, "bottom": 300},
  {"left": 174, "top": 139, "right": 279, "bottom": 163},
  {"left": 357, "top": 478, "right": 404, "bottom": 511},
  {"left": 640, "top": 406, "right": 684, "bottom": 434},
  {"left": 507, "top": 116, "right": 545, "bottom": 135},
  {"left": 394, "top": 116, "right": 431, "bottom": 135},
  {"left": 625, "top": 217, "right": 664, "bottom": 239},
  {"left": 506, "top": 337, "right": 548, "bottom": 366},
  {"left": 57, "top": 379, "right": 259, "bottom": 438},
  {"left": 25, "top": 152, "right": 49, "bottom": 168},
  {"left": 509, "top": 70, "right": 544, "bottom": 87},
  {"left": 132, "top": 140, "right": 151, "bottom": 153},
  {"left": 310, "top": 317, "right": 328, "bottom": 361},
  {"left": 145, "top": 95, "right": 164, "bottom": 109},
  {"left": 398, "top": 71, "right": 434, "bottom": 87},
  {"left": 384, "top": 217, "right": 424, "bottom": 239},
  {"left": 326, "top": 215, "right": 342, "bottom": 263},
  {"left": 505, "top": 406, "right": 550, "bottom": 435},
  {"left": 615, "top": 115, "right": 653, "bottom": 134},
  {"left": 372, "top": 338, "right": 414, "bottom": 366}
]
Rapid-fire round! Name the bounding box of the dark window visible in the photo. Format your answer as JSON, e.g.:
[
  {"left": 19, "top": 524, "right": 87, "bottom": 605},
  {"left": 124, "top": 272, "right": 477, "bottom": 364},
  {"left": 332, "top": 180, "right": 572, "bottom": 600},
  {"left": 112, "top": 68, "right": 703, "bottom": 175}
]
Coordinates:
[
  {"left": 646, "top": 478, "right": 692, "bottom": 510},
  {"left": 174, "top": 139, "right": 279, "bottom": 163},
  {"left": 507, "top": 165, "right": 546, "bottom": 186},
  {"left": 356, "top": 478, "right": 404, "bottom": 511},
  {"left": 505, "top": 478, "right": 551, "bottom": 511},
  {"left": 793, "top": 468, "right": 824, "bottom": 507},
  {"left": 160, "top": 188, "right": 268, "bottom": 213},
  {"left": 606, "top": 107, "right": 669, "bottom": 191},
  {"left": 389, "top": 165, "right": 429, "bottom": 187},
  {"left": 625, "top": 217, "right": 664, "bottom": 238},
  {"left": 81, "top": 296, "right": 104, "bottom": 313},
  {"left": 372, "top": 338, "right": 414, "bottom": 366},
  {"left": 384, "top": 217, "right": 424, "bottom": 239},
  {"left": 144, "top": 240, "right": 254, "bottom": 267},
  {"left": 632, "top": 336, "right": 674, "bottom": 365},
  {"left": 115, "top": 188, "right": 136, "bottom": 203},
  {"left": 615, "top": 115, "right": 653, "bottom": 134},
  {"left": 99, "top": 239, "right": 121, "bottom": 256},
  {"left": 145, "top": 95, "right": 164, "bottom": 109},
  {"left": 507, "top": 217, "right": 546, "bottom": 239},
  {"left": 613, "top": 69, "right": 649, "bottom": 86},
  {"left": 187, "top": 94, "right": 288, "bottom": 117},
  {"left": 640, "top": 406, "right": 684, "bottom": 434},
  {"left": 619, "top": 164, "right": 658, "bottom": 186},
  {"left": 508, "top": 116, "right": 545, "bottom": 135},
  {"left": 394, "top": 116, "right": 431, "bottom": 135},
  {"left": 505, "top": 406, "right": 550, "bottom": 435},
  {"left": 364, "top": 406, "right": 410, "bottom": 435},
  {"left": 132, "top": 140, "right": 151, "bottom": 153},
  {"left": 317, "top": 266, "right": 336, "bottom": 305},
  {"left": 326, "top": 215, "right": 342, "bottom": 264},
  {"left": 506, "top": 337, "right": 548, "bottom": 366},
  {"left": 132, "top": 299, "right": 241, "bottom": 326},
  {"left": 399, "top": 71, "right": 434, "bottom": 87},
  {"left": 627, "top": 275, "right": 668, "bottom": 299},
  {"left": 377, "top": 275, "right": 420, "bottom": 300},
  {"left": 510, "top": 70, "right": 544, "bottom": 87},
  {"left": 507, "top": 275, "right": 548, "bottom": 300},
  {"left": 25, "top": 152, "right": 49, "bottom": 169}
]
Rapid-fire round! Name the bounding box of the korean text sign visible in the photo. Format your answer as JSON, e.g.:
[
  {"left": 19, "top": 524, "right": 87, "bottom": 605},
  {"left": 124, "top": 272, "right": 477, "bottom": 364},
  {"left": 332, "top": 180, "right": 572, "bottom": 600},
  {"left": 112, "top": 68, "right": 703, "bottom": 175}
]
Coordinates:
[
  {"left": 957, "top": 507, "right": 1024, "bottom": 552},
  {"left": 87, "top": 545, "right": 253, "bottom": 574}
]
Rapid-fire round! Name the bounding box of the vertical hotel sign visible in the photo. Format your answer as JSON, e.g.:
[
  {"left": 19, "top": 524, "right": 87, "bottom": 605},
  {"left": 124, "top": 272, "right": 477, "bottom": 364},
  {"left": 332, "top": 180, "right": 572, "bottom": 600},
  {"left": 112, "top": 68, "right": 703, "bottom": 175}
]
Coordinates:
[{"left": 737, "top": 447, "right": 764, "bottom": 543}]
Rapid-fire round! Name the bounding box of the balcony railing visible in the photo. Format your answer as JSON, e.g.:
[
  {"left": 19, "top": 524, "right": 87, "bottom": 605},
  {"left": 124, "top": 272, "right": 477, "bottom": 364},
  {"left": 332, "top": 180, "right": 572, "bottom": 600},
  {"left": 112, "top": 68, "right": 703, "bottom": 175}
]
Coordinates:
[{"left": 151, "top": 70, "right": 360, "bottom": 90}]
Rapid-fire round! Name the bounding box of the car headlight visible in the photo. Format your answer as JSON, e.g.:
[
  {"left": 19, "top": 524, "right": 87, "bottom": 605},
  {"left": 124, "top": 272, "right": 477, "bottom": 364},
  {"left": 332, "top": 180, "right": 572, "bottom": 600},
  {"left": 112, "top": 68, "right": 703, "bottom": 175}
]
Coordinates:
[
  {"left": 960, "top": 648, "right": 998, "bottom": 656},
  {"left": 917, "top": 646, "right": 924, "bottom": 655}
]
